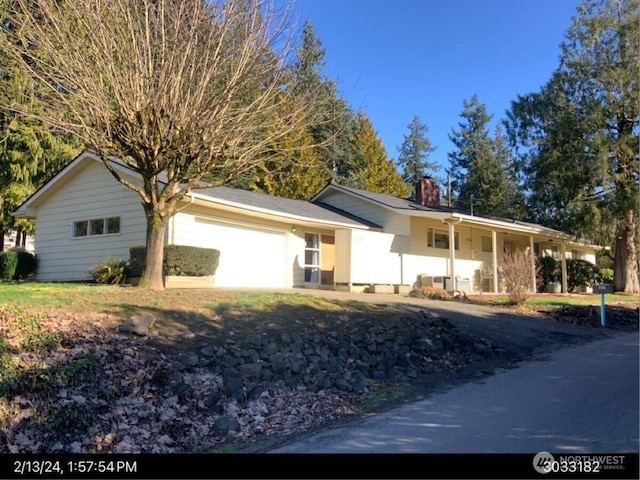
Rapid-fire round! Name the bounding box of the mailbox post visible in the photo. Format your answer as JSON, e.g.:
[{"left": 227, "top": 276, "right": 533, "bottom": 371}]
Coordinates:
[{"left": 593, "top": 283, "right": 614, "bottom": 327}]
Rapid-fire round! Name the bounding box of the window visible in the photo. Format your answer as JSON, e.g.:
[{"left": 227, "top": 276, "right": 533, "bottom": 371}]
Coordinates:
[
  {"left": 427, "top": 228, "right": 459, "bottom": 250},
  {"left": 304, "top": 233, "right": 320, "bottom": 283},
  {"left": 481, "top": 236, "right": 492, "bottom": 252},
  {"left": 73, "top": 217, "right": 120, "bottom": 238},
  {"left": 571, "top": 250, "right": 585, "bottom": 260}
]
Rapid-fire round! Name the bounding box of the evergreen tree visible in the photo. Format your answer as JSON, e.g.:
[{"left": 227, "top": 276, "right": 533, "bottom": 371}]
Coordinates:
[
  {"left": 505, "top": 0, "right": 639, "bottom": 293},
  {"left": 0, "top": 14, "right": 81, "bottom": 248},
  {"left": 292, "top": 21, "right": 359, "bottom": 185},
  {"left": 447, "top": 95, "right": 522, "bottom": 217},
  {"left": 349, "top": 111, "right": 408, "bottom": 197},
  {"left": 492, "top": 124, "right": 526, "bottom": 219},
  {"left": 396, "top": 115, "right": 439, "bottom": 192},
  {"left": 252, "top": 107, "right": 330, "bottom": 200},
  {"left": 447, "top": 95, "right": 492, "bottom": 208}
]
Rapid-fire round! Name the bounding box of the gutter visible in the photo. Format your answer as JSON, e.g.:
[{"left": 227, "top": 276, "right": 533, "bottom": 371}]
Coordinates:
[
  {"left": 449, "top": 212, "right": 572, "bottom": 240},
  {"left": 188, "top": 191, "right": 376, "bottom": 231}
]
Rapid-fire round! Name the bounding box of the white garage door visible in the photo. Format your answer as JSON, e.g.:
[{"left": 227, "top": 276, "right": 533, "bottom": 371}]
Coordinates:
[{"left": 193, "top": 218, "right": 286, "bottom": 288}]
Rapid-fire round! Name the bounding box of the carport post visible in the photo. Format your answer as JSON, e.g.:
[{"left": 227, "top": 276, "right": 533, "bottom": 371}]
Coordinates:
[{"left": 600, "top": 292, "right": 606, "bottom": 327}]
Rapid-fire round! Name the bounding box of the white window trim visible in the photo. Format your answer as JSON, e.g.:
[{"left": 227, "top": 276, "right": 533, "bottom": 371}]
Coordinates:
[
  {"left": 303, "top": 232, "right": 321, "bottom": 284},
  {"left": 71, "top": 216, "right": 121, "bottom": 239}
]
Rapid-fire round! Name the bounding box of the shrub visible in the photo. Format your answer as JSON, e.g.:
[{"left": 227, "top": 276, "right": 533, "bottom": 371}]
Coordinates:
[
  {"left": 14, "top": 251, "right": 37, "bottom": 280},
  {"left": 163, "top": 245, "right": 220, "bottom": 276},
  {"left": 598, "top": 267, "right": 614, "bottom": 283},
  {"left": 566, "top": 259, "right": 600, "bottom": 292},
  {"left": 129, "top": 245, "right": 220, "bottom": 277},
  {"left": 90, "top": 257, "right": 129, "bottom": 284},
  {"left": 501, "top": 249, "right": 536, "bottom": 305},
  {"left": 409, "top": 286, "right": 452, "bottom": 300},
  {"left": 0, "top": 252, "right": 18, "bottom": 282},
  {"left": 536, "top": 256, "right": 560, "bottom": 291}
]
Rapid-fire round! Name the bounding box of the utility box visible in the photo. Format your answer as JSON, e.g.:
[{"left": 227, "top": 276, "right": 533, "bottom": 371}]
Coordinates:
[
  {"left": 421, "top": 275, "right": 451, "bottom": 290},
  {"left": 593, "top": 283, "right": 614, "bottom": 294},
  {"left": 456, "top": 278, "right": 471, "bottom": 293}
]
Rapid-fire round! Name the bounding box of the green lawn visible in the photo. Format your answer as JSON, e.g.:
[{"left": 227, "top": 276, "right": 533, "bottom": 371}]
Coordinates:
[
  {"left": 1, "top": 282, "right": 637, "bottom": 311},
  {"left": 472, "top": 292, "right": 637, "bottom": 307}
]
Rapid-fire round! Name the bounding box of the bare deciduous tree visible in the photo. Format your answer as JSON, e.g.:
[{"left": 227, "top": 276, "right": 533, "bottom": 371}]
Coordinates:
[{"left": 1, "top": 0, "right": 321, "bottom": 289}]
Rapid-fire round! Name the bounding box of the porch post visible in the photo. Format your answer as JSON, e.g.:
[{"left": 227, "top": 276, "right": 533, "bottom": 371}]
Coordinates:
[
  {"left": 448, "top": 221, "right": 455, "bottom": 290},
  {"left": 491, "top": 230, "right": 498, "bottom": 293},
  {"left": 560, "top": 242, "right": 568, "bottom": 293},
  {"left": 529, "top": 236, "right": 536, "bottom": 293}
]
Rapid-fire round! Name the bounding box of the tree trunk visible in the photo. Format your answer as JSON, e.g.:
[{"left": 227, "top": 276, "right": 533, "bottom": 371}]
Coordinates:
[
  {"left": 139, "top": 209, "right": 168, "bottom": 290},
  {"left": 614, "top": 210, "right": 639, "bottom": 294}
]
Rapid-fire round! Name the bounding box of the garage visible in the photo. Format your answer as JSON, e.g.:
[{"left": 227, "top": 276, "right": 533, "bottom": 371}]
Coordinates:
[{"left": 191, "top": 217, "right": 287, "bottom": 288}]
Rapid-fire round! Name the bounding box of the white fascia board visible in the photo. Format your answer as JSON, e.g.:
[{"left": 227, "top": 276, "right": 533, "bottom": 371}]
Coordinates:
[
  {"left": 187, "top": 192, "right": 374, "bottom": 230},
  {"left": 11, "top": 150, "right": 136, "bottom": 217},
  {"left": 450, "top": 212, "right": 573, "bottom": 240}
]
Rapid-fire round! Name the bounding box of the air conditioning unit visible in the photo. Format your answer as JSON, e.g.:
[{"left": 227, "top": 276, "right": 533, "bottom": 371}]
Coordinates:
[{"left": 420, "top": 275, "right": 451, "bottom": 290}]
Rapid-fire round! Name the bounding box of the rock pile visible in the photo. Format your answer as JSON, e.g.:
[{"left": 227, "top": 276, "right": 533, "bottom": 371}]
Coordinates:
[
  {"left": 2, "top": 309, "right": 503, "bottom": 454},
  {"left": 172, "top": 310, "right": 499, "bottom": 400}
]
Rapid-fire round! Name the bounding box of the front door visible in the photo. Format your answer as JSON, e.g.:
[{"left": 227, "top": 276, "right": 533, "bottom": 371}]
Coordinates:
[
  {"left": 320, "top": 235, "right": 335, "bottom": 285},
  {"left": 304, "top": 233, "right": 336, "bottom": 285}
]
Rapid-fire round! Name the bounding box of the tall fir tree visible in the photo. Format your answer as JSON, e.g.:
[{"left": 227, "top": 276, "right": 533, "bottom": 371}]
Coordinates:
[
  {"left": 349, "top": 111, "right": 408, "bottom": 197},
  {"left": 252, "top": 106, "right": 330, "bottom": 200},
  {"left": 0, "top": 13, "right": 81, "bottom": 248},
  {"left": 505, "top": 0, "right": 639, "bottom": 293},
  {"left": 292, "top": 21, "right": 359, "bottom": 185},
  {"left": 447, "top": 95, "right": 520, "bottom": 217},
  {"left": 396, "top": 115, "right": 439, "bottom": 195}
]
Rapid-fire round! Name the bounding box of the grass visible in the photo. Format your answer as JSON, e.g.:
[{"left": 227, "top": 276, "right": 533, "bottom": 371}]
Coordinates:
[
  {"left": 1, "top": 281, "right": 636, "bottom": 313},
  {"left": 0, "top": 282, "right": 112, "bottom": 307},
  {"left": 472, "top": 292, "right": 637, "bottom": 307}
]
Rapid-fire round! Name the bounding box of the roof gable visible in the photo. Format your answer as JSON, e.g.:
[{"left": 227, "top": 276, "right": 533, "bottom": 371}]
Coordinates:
[
  {"left": 13, "top": 150, "right": 379, "bottom": 230},
  {"left": 11, "top": 150, "right": 135, "bottom": 218}
]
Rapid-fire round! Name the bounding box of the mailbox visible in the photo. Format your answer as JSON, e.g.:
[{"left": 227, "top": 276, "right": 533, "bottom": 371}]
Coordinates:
[{"left": 593, "top": 283, "right": 614, "bottom": 294}]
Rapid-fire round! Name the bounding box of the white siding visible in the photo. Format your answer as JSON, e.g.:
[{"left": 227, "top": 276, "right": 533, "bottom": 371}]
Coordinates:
[
  {"left": 335, "top": 229, "right": 404, "bottom": 285},
  {"left": 33, "top": 161, "right": 146, "bottom": 281},
  {"left": 319, "top": 191, "right": 410, "bottom": 235},
  {"left": 403, "top": 218, "right": 486, "bottom": 290}
]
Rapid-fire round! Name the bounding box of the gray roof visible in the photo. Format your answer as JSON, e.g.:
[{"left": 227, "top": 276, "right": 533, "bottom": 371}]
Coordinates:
[
  {"left": 315, "top": 183, "right": 447, "bottom": 213},
  {"left": 101, "top": 155, "right": 379, "bottom": 229},
  {"left": 193, "top": 185, "right": 381, "bottom": 229},
  {"left": 315, "top": 183, "right": 573, "bottom": 237}
]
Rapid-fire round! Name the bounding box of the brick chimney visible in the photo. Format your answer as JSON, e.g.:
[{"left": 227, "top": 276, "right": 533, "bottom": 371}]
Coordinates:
[{"left": 415, "top": 177, "right": 440, "bottom": 207}]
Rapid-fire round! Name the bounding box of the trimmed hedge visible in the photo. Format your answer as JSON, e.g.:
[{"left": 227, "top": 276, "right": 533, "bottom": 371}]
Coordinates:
[
  {"left": 0, "top": 251, "right": 37, "bottom": 281},
  {"left": 0, "top": 252, "right": 18, "bottom": 282},
  {"left": 129, "top": 245, "right": 220, "bottom": 277},
  {"left": 15, "top": 251, "right": 37, "bottom": 280}
]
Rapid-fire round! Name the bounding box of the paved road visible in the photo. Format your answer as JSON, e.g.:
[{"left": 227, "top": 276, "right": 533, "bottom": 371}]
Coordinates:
[{"left": 270, "top": 330, "right": 639, "bottom": 454}]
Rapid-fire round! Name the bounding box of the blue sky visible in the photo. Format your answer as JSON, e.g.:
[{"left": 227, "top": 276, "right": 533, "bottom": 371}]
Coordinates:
[{"left": 293, "top": 0, "right": 582, "bottom": 172}]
